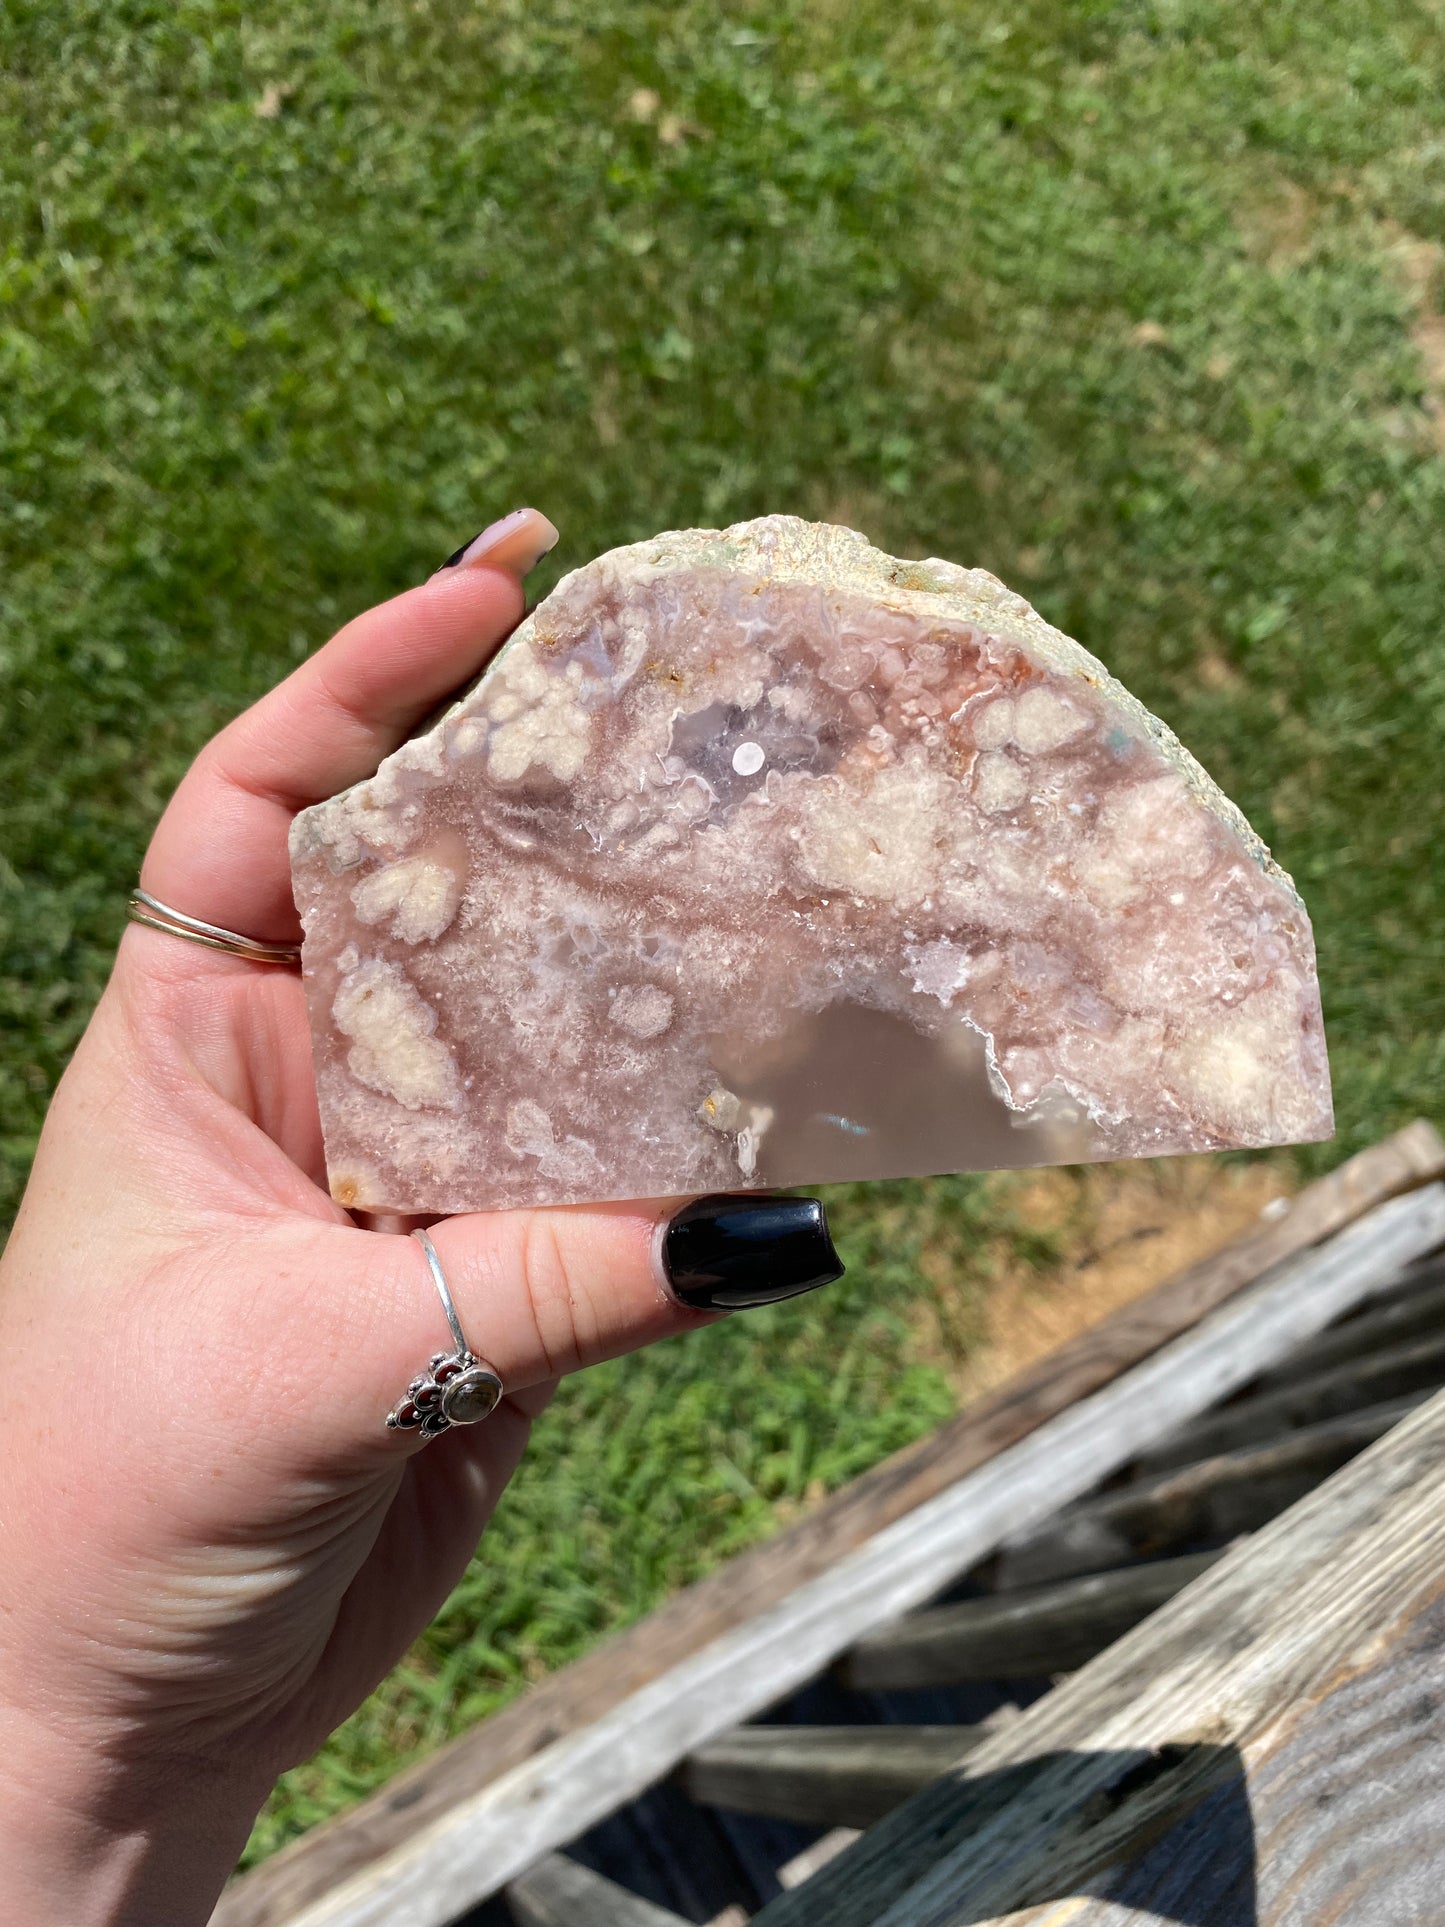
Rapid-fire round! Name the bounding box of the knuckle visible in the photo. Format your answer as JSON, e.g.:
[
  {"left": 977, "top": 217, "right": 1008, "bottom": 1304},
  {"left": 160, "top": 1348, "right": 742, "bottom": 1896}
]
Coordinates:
[{"left": 514, "top": 1213, "right": 587, "bottom": 1380}]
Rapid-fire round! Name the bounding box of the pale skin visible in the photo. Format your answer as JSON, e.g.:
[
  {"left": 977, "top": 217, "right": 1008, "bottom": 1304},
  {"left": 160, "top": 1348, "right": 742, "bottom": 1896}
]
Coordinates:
[{"left": 0, "top": 512, "right": 709, "bottom": 1922}]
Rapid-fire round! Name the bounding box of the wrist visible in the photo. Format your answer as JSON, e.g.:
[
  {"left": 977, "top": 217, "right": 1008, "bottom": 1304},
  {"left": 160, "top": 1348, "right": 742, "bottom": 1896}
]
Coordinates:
[{"left": 0, "top": 1699, "right": 267, "bottom": 1926}]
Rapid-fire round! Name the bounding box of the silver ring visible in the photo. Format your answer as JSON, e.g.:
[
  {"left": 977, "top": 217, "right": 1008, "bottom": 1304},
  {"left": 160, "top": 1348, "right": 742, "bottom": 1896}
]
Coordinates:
[
  {"left": 386, "top": 1229, "right": 504, "bottom": 1440},
  {"left": 126, "top": 887, "right": 303, "bottom": 966}
]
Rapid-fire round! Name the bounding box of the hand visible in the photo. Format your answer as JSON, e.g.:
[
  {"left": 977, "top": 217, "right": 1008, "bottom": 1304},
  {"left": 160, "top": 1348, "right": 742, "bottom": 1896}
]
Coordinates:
[{"left": 0, "top": 511, "right": 837, "bottom": 1924}]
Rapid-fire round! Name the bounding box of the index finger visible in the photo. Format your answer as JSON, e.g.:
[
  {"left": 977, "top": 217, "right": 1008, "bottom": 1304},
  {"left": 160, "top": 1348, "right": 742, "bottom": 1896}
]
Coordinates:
[{"left": 140, "top": 508, "right": 558, "bottom": 944}]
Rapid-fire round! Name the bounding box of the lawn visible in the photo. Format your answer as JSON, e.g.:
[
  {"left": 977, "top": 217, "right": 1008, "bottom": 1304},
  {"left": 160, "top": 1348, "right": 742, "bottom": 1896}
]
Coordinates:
[{"left": 2, "top": 0, "right": 1442, "bottom": 1864}]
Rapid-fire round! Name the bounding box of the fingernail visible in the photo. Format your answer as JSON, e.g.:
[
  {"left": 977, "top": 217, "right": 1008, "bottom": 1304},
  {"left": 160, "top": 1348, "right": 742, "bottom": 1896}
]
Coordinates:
[
  {"left": 437, "top": 507, "right": 560, "bottom": 579},
  {"left": 661, "top": 1195, "right": 844, "bottom": 1311}
]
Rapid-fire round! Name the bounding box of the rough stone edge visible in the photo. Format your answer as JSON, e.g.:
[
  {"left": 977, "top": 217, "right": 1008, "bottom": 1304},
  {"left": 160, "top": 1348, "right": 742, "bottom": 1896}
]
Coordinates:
[{"left": 290, "top": 515, "right": 1296, "bottom": 905}]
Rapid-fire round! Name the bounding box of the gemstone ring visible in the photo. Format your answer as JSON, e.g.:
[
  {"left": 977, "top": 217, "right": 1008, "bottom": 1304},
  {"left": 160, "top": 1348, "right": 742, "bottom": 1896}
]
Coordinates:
[{"left": 386, "top": 1229, "right": 504, "bottom": 1440}]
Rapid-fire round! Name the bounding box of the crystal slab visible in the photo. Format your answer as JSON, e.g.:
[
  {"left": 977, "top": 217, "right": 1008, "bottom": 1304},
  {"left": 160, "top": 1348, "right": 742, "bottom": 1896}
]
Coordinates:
[{"left": 290, "top": 517, "right": 1332, "bottom": 1213}]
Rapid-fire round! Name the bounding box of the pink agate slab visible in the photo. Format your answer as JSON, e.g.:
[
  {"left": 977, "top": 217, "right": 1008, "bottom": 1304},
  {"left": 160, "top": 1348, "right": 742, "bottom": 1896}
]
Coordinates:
[{"left": 290, "top": 517, "right": 1332, "bottom": 1213}]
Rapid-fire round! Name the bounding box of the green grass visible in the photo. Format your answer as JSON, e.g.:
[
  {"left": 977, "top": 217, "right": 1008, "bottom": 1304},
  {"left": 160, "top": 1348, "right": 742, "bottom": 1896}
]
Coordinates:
[{"left": 3, "top": 0, "right": 1442, "bottom": 1862}]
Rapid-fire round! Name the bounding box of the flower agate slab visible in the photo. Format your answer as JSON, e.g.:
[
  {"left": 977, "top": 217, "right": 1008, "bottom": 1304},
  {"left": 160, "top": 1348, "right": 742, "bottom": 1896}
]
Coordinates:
[{"left": 290, "top": 516, "right": 1332, "bottom": 1213}]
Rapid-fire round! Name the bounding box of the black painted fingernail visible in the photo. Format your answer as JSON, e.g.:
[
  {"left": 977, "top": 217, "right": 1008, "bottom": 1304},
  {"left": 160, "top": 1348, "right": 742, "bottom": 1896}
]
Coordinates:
[{"left": 662, "top": 1195, "right": 844, "bottom": 1311}]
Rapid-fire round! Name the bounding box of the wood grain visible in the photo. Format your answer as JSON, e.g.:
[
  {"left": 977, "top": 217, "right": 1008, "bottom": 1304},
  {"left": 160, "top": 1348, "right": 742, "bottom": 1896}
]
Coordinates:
[
  {"left": 682, "top": 1726, "right": 984, "bottom": 1830},
  {"left": 749, "top": 1382, "right": 1445, "bottom": 1927},
  {"left": 842, "top": 1549, "right": 1225, "bottom": 1689},
  {"left": 1135, "top": 1325, "right": 1445, "bottom": 1474},
  {"left": 994, "top": 1393, "right": 1424, "bottom": 1589},
  {"left": 1012, "top": 1590, "right": 1445, "bottom": 1925},
  {"left": 212, "top": 1124, "right": 1444, "bottom": 1927}
]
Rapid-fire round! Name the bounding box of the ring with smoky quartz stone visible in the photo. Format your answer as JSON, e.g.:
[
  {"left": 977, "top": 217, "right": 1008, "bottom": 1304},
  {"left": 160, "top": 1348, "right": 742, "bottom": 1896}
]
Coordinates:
[
  {"left": 125, "top": 887, "right": 303, "bottom": 966},
  {"left": 386, "top": 1229, "right": 504, "bottom": 1440}
]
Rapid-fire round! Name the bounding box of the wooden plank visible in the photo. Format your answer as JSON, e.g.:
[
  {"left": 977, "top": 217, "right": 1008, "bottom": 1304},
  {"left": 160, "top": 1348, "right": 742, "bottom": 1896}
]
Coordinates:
[
  {"left": 1004, "top": 1589, "right": 1445, "bottom": 1925},
  {"left": 746, "top": 1382, "right": 1445, "bottom": 1927},
  {"left": 212, "top": 1126, "right": 1445, "bottom": 1927},
  {"left": 1186, "top": 1585, "right": 1445, "bottom": 1926},
  {"left": 1366, "top": 1248, "right": 1445, "bottom": 1302},
  {"left": 842, "top": 1548, "right": 1225, "bottom": 1689},
  {"left": 993, "top": 1392, "right": 1425, "bottom": 1589},
  {"left": 1134, "top": 1325, "right": 1445, "bottom": 1475},
  {"left": 507, "top": 1855, "right": 689, "bottom": 1927},
  {"left": 682, "top": 1726, "right": 984, "bottom": 1830},
  {"left": 1252, "top": 1267, "right": 1445, "bottom": 1388}
]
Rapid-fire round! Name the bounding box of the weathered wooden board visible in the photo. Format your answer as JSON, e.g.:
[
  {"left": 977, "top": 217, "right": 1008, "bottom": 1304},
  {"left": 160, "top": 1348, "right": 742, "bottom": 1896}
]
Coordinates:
[
  {"left": 1371, "top": 1250, "right": 1445, "bottom": 1302},
  {"left": 1252, "top": 1267, "right": 1445, "bottom": 1389},
  {"left": 214, "top": 1176, "right": 1445, "bottom": 1927},
  {"left": 211, "top": 1125, "right": 1445, "bottom": 1927},
  {"left": 994, "top": 1392, "right": 1424, "bottom": 1589},
  {"left": 1135, "top": 1325, "right": 1445, "bottom": 1474},
  {"left": 842, "top": 1549, "right": 1225, "bottom": 1689},
  {"left": 970, "top": 1590, "right": 1445, "bottom": 1925},
  {"left": 748, "top": 1382, "right": 1445, "bottom": 1927},
  {"left": 682, "top": 1726, "right": 983, "bottom": 1830},
  {"left": 507, "top": 1854, "right": 689, "bottom": 1927}
]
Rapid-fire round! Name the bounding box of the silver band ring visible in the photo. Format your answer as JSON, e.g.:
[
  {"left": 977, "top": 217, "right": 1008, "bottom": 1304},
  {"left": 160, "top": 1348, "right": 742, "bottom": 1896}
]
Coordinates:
[
  {"left": 386, "top": 1229, "right": 504, "bottom": 1440},
  {"left": 126, "top": 887, "right": 303, "bottom": 966}
]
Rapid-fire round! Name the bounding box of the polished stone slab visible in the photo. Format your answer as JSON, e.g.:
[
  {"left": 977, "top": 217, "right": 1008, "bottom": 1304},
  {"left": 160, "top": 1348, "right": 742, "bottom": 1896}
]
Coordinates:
[{"left": 290, "top": 517, "right": 1331, "bottom": 1212}]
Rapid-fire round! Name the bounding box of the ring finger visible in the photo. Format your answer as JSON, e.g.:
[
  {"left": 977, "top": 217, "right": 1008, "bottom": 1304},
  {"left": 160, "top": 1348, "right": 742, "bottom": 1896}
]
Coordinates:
[{"left": 139, "top": 508, "right": 559, "bottom": 945}]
